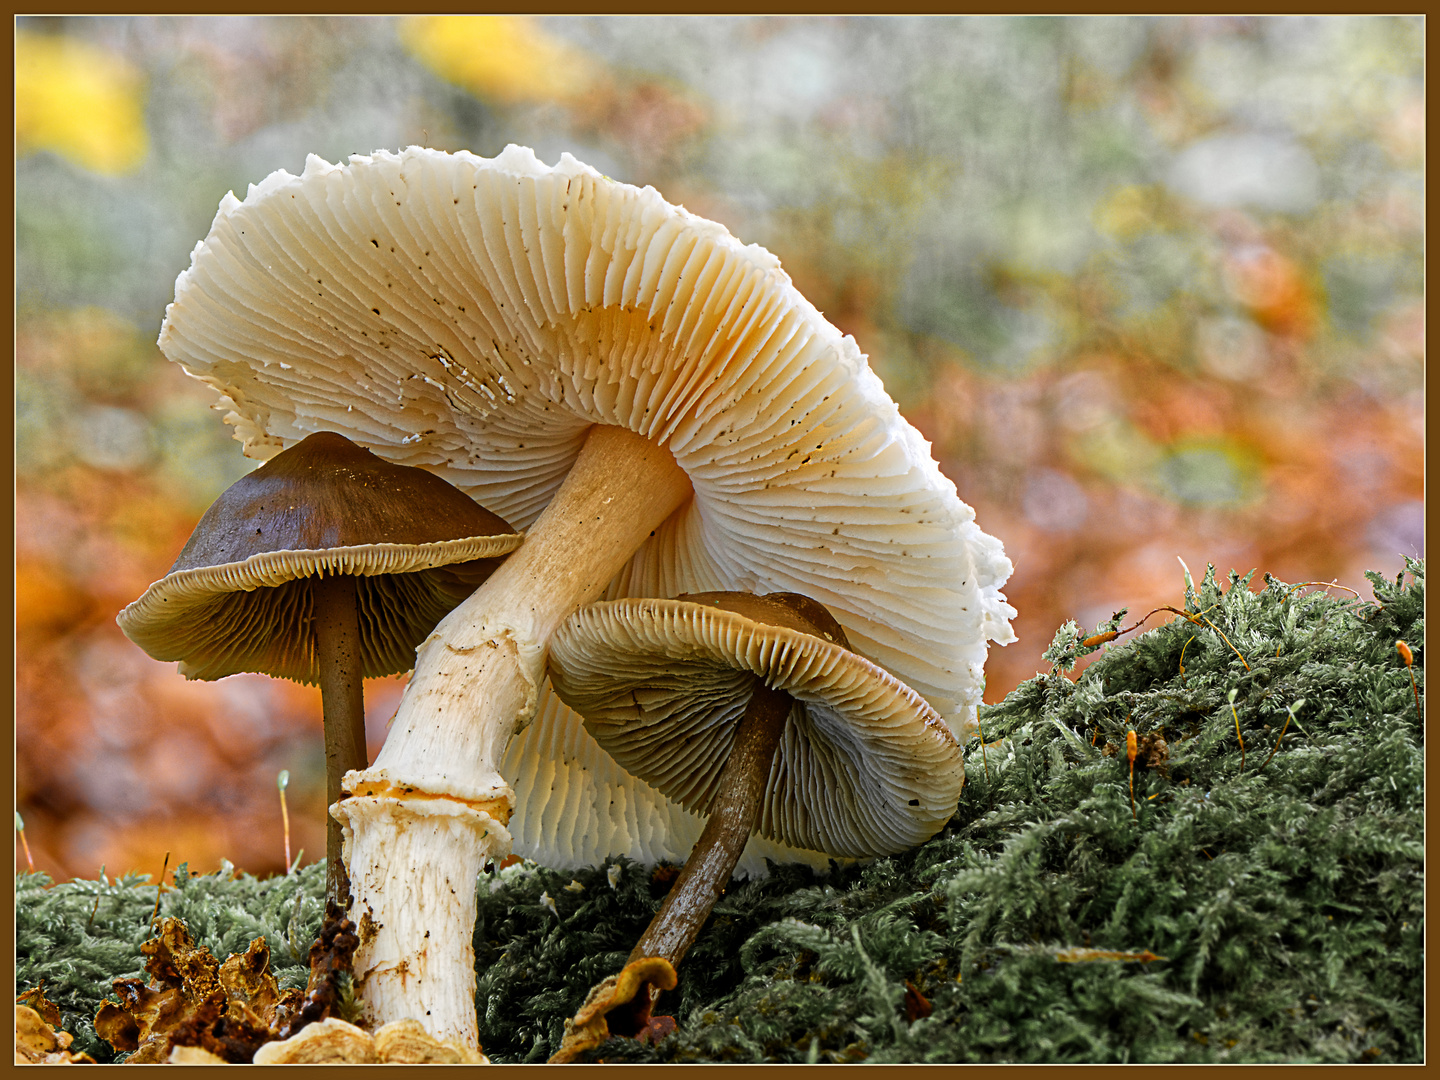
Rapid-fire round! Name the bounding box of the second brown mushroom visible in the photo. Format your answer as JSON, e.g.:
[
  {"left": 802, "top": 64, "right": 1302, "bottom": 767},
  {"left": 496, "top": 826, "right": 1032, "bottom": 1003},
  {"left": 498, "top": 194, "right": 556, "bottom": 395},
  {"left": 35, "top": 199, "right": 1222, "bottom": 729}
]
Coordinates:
[
  {"left": 117, "top": 431, "right": 522, "bottom": 904},
  {"left": 543, "top": 591, "right": 964, "bottom": 1061}
]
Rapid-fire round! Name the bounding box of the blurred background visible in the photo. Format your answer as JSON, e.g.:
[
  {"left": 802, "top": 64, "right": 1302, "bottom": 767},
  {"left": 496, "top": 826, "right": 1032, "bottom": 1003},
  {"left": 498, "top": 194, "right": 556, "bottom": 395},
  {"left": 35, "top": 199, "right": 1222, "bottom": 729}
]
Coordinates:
[{"left": 15, "top": 16, "right": 1424, "bottom": 883}]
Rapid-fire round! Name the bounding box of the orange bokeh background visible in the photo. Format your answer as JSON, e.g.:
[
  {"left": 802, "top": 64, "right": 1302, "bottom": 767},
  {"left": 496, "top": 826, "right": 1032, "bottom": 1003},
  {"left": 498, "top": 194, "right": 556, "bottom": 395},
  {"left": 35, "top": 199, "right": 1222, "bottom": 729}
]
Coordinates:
[{"left": 16, "top": 16, "right": 1424, "bottom": 883}]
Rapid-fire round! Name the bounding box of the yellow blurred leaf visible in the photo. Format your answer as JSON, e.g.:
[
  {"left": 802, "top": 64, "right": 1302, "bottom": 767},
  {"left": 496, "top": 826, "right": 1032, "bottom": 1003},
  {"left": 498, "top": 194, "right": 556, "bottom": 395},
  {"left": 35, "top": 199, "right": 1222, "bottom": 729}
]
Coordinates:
[
  {"left": 16, "top": 31, "right": 149, "bottom": 176},
  {"left": 400, "top": 15, "right": 597, "bottom": 106},
  {"left": 1093, "top": 184, "right": 1163, "bottom": 241}
]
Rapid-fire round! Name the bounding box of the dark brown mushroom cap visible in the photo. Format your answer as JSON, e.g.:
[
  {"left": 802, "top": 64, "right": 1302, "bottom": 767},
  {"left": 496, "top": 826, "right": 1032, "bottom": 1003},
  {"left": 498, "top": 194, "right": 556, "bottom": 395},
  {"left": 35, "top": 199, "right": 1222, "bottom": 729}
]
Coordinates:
[
  {"left": 118, "top": 431, "right": 523, "bottom": 683},
  {"left": 546, "top": 593, "right": 964, "bottom": 858}
]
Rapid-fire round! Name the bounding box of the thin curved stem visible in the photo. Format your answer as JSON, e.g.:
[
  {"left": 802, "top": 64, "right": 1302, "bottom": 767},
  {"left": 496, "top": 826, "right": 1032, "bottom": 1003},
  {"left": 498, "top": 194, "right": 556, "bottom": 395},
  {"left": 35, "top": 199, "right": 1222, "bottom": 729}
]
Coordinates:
[
  {"left": 312, "top": 572, "right": 368, "bottom": 907},
  {"left": 629, "top": 678, "right": 791, "bottom": 968}
]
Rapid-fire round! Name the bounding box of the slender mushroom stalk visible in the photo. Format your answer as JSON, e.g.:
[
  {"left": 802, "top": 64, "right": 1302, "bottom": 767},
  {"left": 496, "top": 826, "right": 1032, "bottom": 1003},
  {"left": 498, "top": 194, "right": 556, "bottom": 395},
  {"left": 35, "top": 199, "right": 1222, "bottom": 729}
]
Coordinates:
[
  {"left": 626, "top": 679, "right": 790, "bottom": 970},
  {"left": 549, "top": 667, "right": 800, "bottom": 1064},
  {"left": 334, "top": 423, "right": 691, "bottom": 1046},
  {"left": 310, "top": 572, "right": 367, "bottom": 903},
  {"left": 545, "top": 680, "right": 797, "bottom": 1064}
]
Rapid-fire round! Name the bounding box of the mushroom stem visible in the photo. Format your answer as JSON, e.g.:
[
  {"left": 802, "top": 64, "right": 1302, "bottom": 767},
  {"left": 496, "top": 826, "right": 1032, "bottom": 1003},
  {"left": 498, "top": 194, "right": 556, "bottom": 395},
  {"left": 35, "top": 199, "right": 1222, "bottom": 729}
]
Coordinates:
[
  {"left": 628, "top": 679, "right": 791, "bottom": 968},
  {"left": 311, "top": 572, "right": 368, "bottom": 906},
  {"left": 353, "top": 424, "right": 692, "bottom": 800},
  {"left": 334, "top": 424, "right": 692, "bottom": 1046}
]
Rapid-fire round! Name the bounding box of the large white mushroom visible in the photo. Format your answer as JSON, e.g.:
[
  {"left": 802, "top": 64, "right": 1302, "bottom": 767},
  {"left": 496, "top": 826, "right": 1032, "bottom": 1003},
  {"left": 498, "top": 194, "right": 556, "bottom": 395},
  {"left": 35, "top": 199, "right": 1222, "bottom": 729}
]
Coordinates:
[{"left": 157, "top": 144, "right": 1015, "bottom": 1047}]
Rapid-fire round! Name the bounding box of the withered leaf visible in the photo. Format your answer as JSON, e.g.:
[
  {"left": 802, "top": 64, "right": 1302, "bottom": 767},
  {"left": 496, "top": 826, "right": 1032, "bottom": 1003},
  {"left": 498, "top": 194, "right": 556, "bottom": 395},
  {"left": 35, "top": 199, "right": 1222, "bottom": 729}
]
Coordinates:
[
  {"left": 272, "top": 900, "right": 361, "bottom": 1041},
  {"left": 549, "top": 956, "right": 679, "bottom": 1064},
  {"left": 93, "top": 908, "right": 367, "bottom": 1063},
  {"left": 93, "top": 917, "right": 276, "bottom": 1063},
  {"left": 218, "top": 936, "right": 291, "bottom": 1028},
  {"left": 16, "top": 1003, "right": 98, "bottom": 1063},
  {"left": 16, "top": 981, "right": 62, "bottom": 1028},
  {"left": 903, "top": 980, "right": 933, "bottom": 1022}
]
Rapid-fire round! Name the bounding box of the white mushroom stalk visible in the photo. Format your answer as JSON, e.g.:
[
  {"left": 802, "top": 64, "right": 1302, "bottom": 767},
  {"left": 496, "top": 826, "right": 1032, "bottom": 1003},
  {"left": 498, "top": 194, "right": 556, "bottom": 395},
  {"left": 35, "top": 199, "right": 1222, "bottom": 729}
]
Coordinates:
[
  {"left": 155, "top": 145, "right": 1017, "bottom": 1047},
  {"left": 334, "top": 425, "right": 688, "bottom": 1044}
]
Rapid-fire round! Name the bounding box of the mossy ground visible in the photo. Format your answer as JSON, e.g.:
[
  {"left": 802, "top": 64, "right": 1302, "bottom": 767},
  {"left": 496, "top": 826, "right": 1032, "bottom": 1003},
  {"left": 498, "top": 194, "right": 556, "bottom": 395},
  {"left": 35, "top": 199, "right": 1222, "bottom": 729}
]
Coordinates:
[{"left": 17, "top": 561, "right": 1424, "bottom": 1063}]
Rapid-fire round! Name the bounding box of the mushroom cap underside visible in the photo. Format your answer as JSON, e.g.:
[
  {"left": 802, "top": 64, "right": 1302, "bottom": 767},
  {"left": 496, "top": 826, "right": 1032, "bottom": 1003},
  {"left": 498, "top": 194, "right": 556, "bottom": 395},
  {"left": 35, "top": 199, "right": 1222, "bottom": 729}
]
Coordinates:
[
  {"left": 547, "top": 597, "right": 964, "bottom": 858},
  {"left": 159, "top": 144, "right": 1015, "bottom": 735},
  {"left": 118, "top": 536, "right": 522, "bottom": 682},
  {"left": 502, "top": 684, "right": 840, "bottom": 877}
]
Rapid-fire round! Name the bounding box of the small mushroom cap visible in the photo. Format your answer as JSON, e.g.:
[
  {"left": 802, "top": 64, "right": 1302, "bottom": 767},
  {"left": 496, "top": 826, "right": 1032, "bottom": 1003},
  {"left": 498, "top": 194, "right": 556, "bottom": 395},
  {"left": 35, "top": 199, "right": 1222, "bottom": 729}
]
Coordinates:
[
  {"left": 547, "top": 594, "right": 964, "bottom": 858},
  {"left": 118, "top": 431, "right": 522, "bottom": 682}
]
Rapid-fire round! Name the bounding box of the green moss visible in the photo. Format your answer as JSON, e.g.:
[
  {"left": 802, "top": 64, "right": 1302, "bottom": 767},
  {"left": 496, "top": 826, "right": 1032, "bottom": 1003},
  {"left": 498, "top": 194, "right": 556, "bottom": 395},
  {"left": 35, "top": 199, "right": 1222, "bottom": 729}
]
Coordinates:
[{"left": 18, "top": 560, "right": 1423, "bottom": 1063}]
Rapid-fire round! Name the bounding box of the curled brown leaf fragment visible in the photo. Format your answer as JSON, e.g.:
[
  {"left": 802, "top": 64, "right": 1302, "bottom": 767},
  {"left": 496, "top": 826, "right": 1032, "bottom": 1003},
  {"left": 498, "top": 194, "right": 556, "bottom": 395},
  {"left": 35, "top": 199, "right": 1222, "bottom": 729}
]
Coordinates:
[
  {"left": 253, "top": 1017, "right": 375, "bottom": 1064},
  {"left": 372, "top": 1018, "right": 489, "bottom": 1063},
  {"left": 271, "top": 901, "right": 361, "bottom": 1040},
  {"left": 16, "top": 982, "right": 63, "bottom": 1028},
  {"left": 165, "top": 997, "right": 272, "bottom": 1064},
  {"left": 169, "top": 937, "right": 305, "bottom": 1063},
  {"left": 92, "top": 999, "right": 143, "bottom": 1057},
  {"left": 903, "top": 980, "right": 933, "bottom": 1022},
  {"left": 219, "top": 937, "right": 288, "bottom": 1021},
  {"left": 92, "top": 912, "right": 364, "bottom": 1064},
  {"left": 94, "top": 918, "right": 221, "bottom": 1063},
  {"left": 549, "top": 956, "right": 678, "bottom": 1064},
  {"left": 15, "top": 1002, "right": 98, "bottom": 1064}
]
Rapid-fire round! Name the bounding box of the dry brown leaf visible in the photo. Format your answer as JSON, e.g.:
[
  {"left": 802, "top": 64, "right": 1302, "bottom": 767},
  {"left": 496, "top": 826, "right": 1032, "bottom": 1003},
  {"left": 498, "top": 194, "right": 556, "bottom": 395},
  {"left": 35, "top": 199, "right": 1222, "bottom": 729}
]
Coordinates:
[
  {"left": 93, "top": 919, "right": 311, "bottom": 1063},
  {"left": 16, "top": 982, "right": 63, "bottom": 1029},
  {"left": 93, "top": 918, "right": 229, "bottom": 1061},
  {"left": 372, "top": 1018, "right": 488, "bottom": 1064},
  {"left": 903, "top": 980, "right": 933, "bottom": 1022},
  {"left": 15, "top": 1003, "right": 97, "bottom": 1064},
  {"left": 550, "top": 956, "right": 678, "bottom": 1064},
  {"left": 251, "top": 1018, "right": 375, "bottom": 1064}
]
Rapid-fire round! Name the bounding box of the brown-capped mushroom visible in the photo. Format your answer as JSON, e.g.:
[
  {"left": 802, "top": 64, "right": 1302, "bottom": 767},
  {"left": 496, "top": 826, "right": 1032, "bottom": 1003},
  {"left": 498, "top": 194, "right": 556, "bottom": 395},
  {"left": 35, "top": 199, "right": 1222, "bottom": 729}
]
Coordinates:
[
  {"left": 544, "top": 590, "right": 960, "bottom": 1058},
  {"left": 117, "top": 430, "right": 521, "bottom": 903},
  {"left": 154, "top": 144, "right": 1014, "bottom": 1045}
]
